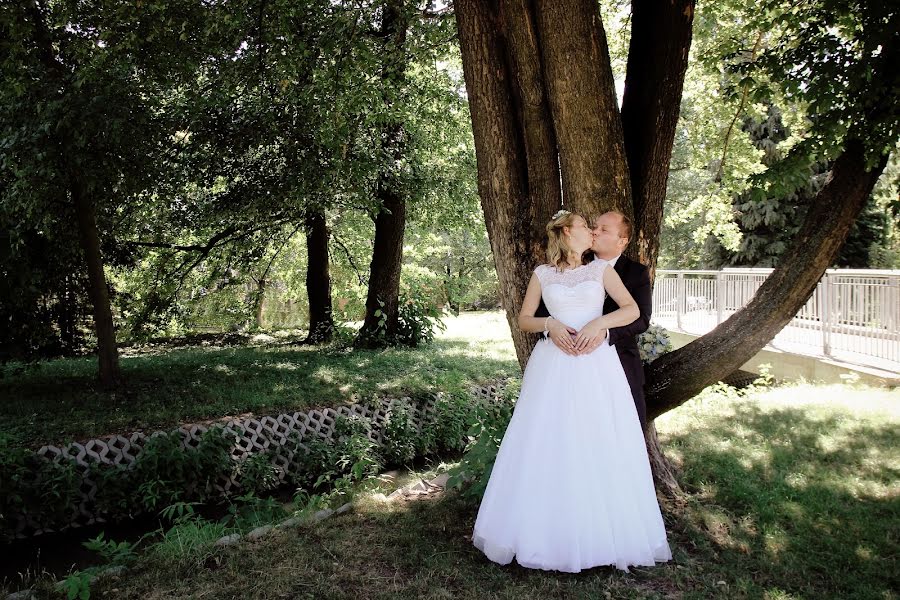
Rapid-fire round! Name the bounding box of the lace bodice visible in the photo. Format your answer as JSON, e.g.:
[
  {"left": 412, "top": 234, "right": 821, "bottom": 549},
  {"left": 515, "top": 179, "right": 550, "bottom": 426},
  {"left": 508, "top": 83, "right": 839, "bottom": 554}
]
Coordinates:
[{"left": 535, "top": 259, "right": 609, "bottom": 330}]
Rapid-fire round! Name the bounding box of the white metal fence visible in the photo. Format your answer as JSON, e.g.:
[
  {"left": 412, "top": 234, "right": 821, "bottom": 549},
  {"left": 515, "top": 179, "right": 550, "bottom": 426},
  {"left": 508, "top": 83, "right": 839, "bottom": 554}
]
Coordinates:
[{"left": 652, "top": 268, "right": 900, "bottom": 371}]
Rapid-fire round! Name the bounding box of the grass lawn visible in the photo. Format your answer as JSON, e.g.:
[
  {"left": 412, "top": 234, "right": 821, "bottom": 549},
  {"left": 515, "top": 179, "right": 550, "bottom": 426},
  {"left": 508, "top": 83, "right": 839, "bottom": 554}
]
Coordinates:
[
  {"left": 69, "top": 382, "right": 898, "bottom": 600},
  {"left": 0, "top": 312, "right": 519, "bottom": 447}
]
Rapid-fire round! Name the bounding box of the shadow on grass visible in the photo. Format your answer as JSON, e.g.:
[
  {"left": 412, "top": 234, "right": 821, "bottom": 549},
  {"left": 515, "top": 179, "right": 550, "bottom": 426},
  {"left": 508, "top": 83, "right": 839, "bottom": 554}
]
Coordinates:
[
  {"left": 661, "top": 402, "right": 899, "bottom": 599},
  {"left": 59, "top": 392, "right": 900, "bottom": 599},
  {"left": 0, "top": 340, "right": 519, "bottom": 448}
]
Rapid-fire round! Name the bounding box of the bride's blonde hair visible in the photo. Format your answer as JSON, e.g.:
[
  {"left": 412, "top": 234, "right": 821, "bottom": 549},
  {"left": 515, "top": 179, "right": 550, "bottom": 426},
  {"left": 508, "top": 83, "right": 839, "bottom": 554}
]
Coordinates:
[{"left": 546, "top": 209, "right": 585, "bottom": 270}]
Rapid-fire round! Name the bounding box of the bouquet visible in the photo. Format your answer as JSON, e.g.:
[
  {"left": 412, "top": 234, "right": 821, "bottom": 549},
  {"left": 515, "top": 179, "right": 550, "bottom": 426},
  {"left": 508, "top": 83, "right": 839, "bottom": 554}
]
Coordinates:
[{"left": 638, "top": 324, "right": 673, "bottom": 364}]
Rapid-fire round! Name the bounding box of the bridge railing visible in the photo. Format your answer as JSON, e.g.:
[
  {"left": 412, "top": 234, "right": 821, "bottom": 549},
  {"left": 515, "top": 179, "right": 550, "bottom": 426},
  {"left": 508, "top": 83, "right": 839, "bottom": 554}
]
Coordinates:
[{"left": 652, "top": 268, "right": 900, "bottom": 368}]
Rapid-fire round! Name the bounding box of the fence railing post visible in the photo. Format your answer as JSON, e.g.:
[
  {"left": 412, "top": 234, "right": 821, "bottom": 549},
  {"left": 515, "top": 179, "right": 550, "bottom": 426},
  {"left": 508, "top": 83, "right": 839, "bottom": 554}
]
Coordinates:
[
  {"left": 822, "top": 272, "right": 832, "bottom": 357},
  {"left": 676, "top": 273, "right": 685, "bottom": 331},
  {"left": 716, "top": 272, "right": 724, "bottom": 325}
]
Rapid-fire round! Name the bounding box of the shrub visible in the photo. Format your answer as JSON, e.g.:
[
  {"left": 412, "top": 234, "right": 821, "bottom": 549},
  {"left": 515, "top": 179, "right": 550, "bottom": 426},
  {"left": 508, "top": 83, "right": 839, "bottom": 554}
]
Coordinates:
[
  {"left": 447, "top": 382, "right": 518, "bottom": 500},
  {"left": 0, "top": 432, "right": 80, "bottom": 541}
]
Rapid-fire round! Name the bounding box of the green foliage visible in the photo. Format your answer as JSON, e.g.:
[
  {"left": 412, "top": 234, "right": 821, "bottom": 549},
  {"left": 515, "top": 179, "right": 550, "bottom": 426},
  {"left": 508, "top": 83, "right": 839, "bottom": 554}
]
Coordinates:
[
  {"left": 447, "top": 383, "right": 518, "bottom": 500},
  {"left": 704, "top": 105, "right": 894, "bottom": 268},
  {"left": 659, "top": 0, "right": 899, "bottom": 268},
  {"left": 379, "top": 400, "right": 418, "bottom": 466},
  {"left": 236, "top": 452, "right": 280, "bottom": 494},
  {"left": 83, "top": 531, "right": 138, "bottom": 566},
  {"left": 59, "top": 570, "right": 93, "bottom": 600},
  {"left": 219, "top": 492, "right": 284, "bottom": 531},
  {"left": 146, "top": 508, "right": 228, "bottom": 570},
  {"left": 59, "top": 530, "right": 139, "bottom": 600},
  {"left": 90, "top": 428, "right": 236, "bottom": 517},
  {"left": 0, "top": 432, "right": 80, "bottom": 541}
]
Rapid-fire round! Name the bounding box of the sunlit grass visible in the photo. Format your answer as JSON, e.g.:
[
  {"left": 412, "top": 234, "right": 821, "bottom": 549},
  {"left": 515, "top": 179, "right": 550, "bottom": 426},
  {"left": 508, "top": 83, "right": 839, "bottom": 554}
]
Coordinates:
[{"left": 0, "top": 312, "right": 520, "bottom": 447}]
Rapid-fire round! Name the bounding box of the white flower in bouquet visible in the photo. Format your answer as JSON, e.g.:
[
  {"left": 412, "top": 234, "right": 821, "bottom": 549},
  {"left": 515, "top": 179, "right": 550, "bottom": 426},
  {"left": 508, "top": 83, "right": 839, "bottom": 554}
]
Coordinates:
[{"left": 638, "top": 324, "right": 673, "bottom": 364}]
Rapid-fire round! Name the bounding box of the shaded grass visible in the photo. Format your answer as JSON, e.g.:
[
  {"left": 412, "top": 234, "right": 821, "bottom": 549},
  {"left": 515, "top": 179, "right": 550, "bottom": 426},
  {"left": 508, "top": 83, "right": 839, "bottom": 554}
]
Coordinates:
[
  {"left": 0, "top": 312, "right": 519, "bottom": 447},
  {"left": 68, "top": 383, "right": 899, "bottom": 599}
]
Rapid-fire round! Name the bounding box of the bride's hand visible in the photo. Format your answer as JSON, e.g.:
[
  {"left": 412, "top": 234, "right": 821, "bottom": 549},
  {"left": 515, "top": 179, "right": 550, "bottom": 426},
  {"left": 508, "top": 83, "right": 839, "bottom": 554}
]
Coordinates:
[
  {"left": 573, "top": 321, "right": 606, "bottom": 352},
  {"left": 547, "top": 318, "right": 578, "bottom": 355}
]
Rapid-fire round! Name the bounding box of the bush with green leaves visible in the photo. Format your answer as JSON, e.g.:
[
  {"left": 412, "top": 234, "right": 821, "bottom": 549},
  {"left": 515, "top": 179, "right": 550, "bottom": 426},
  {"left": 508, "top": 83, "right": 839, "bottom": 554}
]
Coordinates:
[
  {"left": 379, "top": 400, "right": 419, "bottom": 465},
  {"left": 447, "top": 383, "right": 518, "bottom": 500},
  {"left": 2, "top": 385, "right": 500, "bottom": 539},
  {"left": 0, "top": 432, "right": 80, "bottom": 541},
  {"left": 90, "top": 428, "right": 237, "bottom": 517}
]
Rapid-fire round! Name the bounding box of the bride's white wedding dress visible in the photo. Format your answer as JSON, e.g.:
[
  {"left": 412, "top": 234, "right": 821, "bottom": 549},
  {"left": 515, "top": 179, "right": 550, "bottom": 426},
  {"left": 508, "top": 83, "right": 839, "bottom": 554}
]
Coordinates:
[{"left": 472, "top": 259, "right": 672, "bottom": 573}]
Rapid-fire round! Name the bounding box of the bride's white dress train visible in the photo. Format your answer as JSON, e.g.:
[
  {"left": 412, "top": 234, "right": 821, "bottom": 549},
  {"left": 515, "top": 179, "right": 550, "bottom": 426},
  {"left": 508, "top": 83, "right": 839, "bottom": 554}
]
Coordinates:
[{"left": 472, "top": 259, "right": 672, "bottom": 573}]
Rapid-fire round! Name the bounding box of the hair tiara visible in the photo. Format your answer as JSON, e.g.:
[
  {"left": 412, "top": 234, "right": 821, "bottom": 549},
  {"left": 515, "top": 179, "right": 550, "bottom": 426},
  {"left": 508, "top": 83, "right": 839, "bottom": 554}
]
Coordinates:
[{"left": 551, "top": 209, "right": 570, "bottom": 220}]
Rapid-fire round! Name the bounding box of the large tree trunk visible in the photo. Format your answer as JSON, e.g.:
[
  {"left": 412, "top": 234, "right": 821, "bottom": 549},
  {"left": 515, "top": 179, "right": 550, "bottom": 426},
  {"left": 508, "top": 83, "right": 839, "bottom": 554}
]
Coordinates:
[
  {"left": 71, "top": 178, "right": 121, "bottom": 388},
  {"left": 304, "top": 210, "right": 334, "bottom": 344},
  {"left": 620, "top": 0, "right": 695, "bottom": 271},
  {"left": 456, "top": 0, "right": 561, "bottom": 365},
  {"left": 455, "top": 0, "right": 896, "bottom": 504},
  {"left": 534, "top": 0, "right": 630, "bottom": 216},
  {"left": 356, "top": 0, "right": 410, "bottom": 347},
  {"left": 618, "top": 0, "right": 696, "bottom": 493},
  {"left": 645, "top": 137, "right": 890, "bottom": 418}
]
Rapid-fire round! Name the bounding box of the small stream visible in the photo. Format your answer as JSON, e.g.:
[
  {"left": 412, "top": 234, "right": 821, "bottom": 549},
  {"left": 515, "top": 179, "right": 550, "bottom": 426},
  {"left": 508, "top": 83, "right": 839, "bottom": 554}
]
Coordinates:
[{"left": 0, "top": 486, "right": 297, "bottom": 590}]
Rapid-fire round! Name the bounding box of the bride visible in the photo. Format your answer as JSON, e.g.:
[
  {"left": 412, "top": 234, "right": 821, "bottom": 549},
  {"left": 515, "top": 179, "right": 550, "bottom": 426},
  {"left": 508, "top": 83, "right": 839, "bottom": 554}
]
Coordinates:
[{"left": 471, "top": 209, "right": 672, "bottom": 573}]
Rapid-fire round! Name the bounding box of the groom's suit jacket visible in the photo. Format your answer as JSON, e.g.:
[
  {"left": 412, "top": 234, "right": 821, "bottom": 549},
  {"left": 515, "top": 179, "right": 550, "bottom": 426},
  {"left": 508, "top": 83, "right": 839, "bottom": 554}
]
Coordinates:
[{"left": 535, "top": 254, "right": 652, "bottom": 431}]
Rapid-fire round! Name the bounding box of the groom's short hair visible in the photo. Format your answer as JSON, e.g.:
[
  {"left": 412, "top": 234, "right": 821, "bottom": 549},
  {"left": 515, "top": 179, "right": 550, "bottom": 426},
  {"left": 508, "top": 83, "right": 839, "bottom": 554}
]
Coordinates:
[{"left": 592, "top": 210, "right": 633, "bottom": 241}]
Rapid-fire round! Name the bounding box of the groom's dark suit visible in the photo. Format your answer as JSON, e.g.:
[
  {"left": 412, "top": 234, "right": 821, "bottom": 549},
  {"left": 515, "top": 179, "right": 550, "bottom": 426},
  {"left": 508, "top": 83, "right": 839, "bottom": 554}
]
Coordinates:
[{"left": 535, "top": 254, "right": 652, "bottom": 431}]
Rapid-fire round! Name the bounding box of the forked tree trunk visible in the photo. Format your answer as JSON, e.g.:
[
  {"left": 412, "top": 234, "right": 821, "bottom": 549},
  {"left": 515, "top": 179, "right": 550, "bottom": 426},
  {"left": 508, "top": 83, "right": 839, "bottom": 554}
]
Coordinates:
[
  {"left": 455, "top": 0, "right": 895, "bottom": 498},
  {"left": 71, "top": 178, "right": 121, "bottom": 388},
  {"left": 356, "top": 0, "right": 410, "bottom": 348},
  {"left": 304, "top": 210, "right": 335, "bottom": 344}
]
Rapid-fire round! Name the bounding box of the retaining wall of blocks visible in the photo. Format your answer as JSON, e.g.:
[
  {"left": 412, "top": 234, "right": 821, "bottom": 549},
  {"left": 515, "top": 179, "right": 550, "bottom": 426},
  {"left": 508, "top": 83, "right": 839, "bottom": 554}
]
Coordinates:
[{"left": 10, "top": 382, "right": 505, "bottom": 539}]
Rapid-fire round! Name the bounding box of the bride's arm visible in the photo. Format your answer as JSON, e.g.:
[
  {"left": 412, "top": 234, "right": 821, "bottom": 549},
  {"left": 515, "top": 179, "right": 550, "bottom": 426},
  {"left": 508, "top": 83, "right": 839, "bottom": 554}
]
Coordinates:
[
  {"left": 572, "top": 266, "right": 639, "bottom": 350},
  {"left": 517, "top": 273, "right": 550, "bottom": 333},
  {"left": 519, "top": 272, "right": 579, "bottom": 352}
]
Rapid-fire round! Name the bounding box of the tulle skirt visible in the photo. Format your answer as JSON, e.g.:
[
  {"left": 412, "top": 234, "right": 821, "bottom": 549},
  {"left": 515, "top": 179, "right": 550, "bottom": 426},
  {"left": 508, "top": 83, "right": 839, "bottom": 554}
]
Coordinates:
[{"left": 472, "top": 339, "right": 672, "bottom": 573}]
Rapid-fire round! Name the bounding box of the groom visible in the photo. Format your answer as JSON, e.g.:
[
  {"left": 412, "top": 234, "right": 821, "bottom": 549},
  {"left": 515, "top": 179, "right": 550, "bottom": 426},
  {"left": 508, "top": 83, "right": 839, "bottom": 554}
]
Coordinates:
[{"left": 535, "top": 211, "right": 653, "bottom": 431}]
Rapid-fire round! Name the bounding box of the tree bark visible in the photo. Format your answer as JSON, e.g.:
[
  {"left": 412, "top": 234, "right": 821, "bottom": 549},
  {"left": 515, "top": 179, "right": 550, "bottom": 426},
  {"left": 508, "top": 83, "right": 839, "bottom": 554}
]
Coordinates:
[
  {"left": 304, "top": 210, "right": 335, "bottom": 344},
  {"left": 71, "top": 177, "right": 121, "bottom": 388},
  {"left": 534, "top": 0, "right": 630, "bottom": 216},
  {"left": 645, "top": 137, "right": 890, "bottom": 418},
  {"left": 456, "top": 0, "right": 560, "bottom": 366},
  {"left": 499, "top": 0, "right": 562, "bottom": 263},
  {"left": 620, "top": 0, "right": 695, "bottom": 271},
  {"left": 356, "top": 0, "right": 410, "bottom": 347}
]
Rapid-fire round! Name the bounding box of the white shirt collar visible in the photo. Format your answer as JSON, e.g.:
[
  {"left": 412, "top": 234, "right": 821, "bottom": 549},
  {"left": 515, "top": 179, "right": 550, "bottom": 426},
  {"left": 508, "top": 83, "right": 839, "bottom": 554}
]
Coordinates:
[{"left": 596, "top": 254, "right": 621, "bottom": 267}]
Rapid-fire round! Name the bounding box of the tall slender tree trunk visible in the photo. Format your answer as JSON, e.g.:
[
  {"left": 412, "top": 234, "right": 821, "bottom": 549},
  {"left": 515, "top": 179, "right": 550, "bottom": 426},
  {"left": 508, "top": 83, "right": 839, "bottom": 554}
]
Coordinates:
[
  {"left": 355, "top": 0, "right": 410, "bottom": 347},
  {"left": 57, "top": 274, "right": 77, "bottom": 352},
  {"left": 620, "top": 0, "right": 696, "bottom": 273},
  {"left": 253, "top": 279, "right": 266, "bottom": 329},
  {"left": 304, "top": 210, "right": 334, "bottom": 344},
  {"left": 618, "top": 0, "right": 696, "bottom": 494},
  {"left": 70, "top": 178, "right": 120, "bottom": 388}
]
